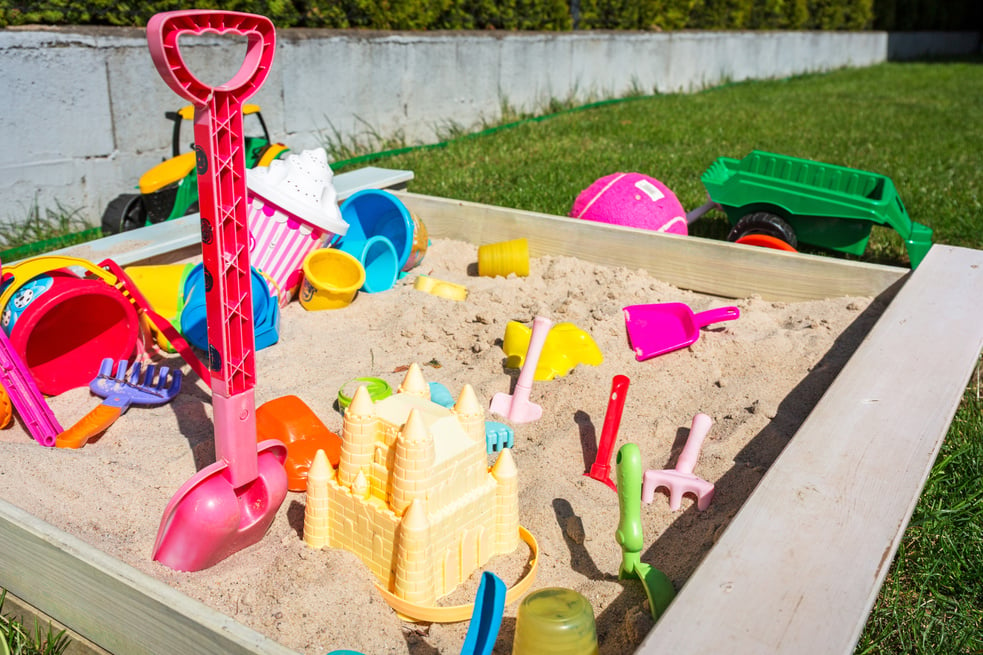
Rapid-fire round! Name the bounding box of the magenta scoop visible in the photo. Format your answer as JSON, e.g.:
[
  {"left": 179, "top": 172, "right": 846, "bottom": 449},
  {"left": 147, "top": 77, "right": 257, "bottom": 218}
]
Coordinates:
[{"left": 623, "top": 302, "right": 740, "bottom": 361}]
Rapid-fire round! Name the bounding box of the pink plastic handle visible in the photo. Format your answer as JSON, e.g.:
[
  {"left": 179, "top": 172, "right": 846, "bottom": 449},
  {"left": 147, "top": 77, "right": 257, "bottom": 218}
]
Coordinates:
[
  {"left": 146, "top": 10, "right": 274, "bottom": 398},
  {"left": 0, "top": 328, "right": 62, "bottom": 447},
  {"left": 692, "top": 306, "right": 740, "bottom": 329},
  {"left": 675, "top": 412, "right": 713, "bottom": 475},
  {"left": 146, "top": 11, "right": 275, "bottom": 107},
  {"left": 513, "top": 316, "right": 553, "bottom": 402},
  {"left": 147, "top": 10, "right": 275, "bottom": 486}
]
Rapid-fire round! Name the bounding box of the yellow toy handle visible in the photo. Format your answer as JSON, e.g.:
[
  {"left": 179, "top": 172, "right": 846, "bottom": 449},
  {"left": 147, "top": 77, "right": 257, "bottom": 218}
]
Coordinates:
[{"left": 0, "top": 255, "right": 118, "bottom": 309}]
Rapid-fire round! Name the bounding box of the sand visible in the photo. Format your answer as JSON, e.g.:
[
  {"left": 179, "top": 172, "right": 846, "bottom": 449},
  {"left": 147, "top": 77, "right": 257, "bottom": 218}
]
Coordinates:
[{"left": 0, "top": 238, "right": 886, "bottom": 654}]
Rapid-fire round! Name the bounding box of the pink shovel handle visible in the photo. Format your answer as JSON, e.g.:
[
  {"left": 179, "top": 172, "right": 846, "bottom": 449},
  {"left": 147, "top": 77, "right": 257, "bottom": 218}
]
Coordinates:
[
  {"left": 146, "top": 10, "right": 274, "bottom": 399},
  {"left": 675, "top": 413, "right": 713, "bottom": 475},
  {"left": 147, "top": 11, "right": 275, "bottom": 107},
  {"left": 514, "top": 316, "right": 553, "bottom": 398},
  {"left": 692, "top": 306, "right": 740, "bottom": 329},
  {"left": 147, "top": 10, "right": 275, "bottom": 486}
]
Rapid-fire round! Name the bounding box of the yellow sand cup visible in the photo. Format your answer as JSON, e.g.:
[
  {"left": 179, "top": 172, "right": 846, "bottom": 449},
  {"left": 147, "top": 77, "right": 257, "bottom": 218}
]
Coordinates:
[
  {"left": 300, "top": 248, "right": 366, "bottom": 310},
  {"left": 477, "top": 237, "right": 529, "bottom": 277},
  {"left": 512, "top": 588, "right": 599, "bottom": 655}
]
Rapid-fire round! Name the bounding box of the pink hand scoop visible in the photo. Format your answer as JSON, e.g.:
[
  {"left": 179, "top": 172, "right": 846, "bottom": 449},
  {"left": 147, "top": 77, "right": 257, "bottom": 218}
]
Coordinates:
[
  {"left": 489, "top": 316, "right": 552, "bottom": 423},
  {"left": 642, "top": 412, "right": 715, "bottom": 511}
]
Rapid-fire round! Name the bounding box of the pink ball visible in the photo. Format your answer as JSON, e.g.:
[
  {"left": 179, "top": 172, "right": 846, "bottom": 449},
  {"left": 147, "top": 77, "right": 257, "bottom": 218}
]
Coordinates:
[{"left": 570, "top": 172, "right": 688, "bottom": 235}]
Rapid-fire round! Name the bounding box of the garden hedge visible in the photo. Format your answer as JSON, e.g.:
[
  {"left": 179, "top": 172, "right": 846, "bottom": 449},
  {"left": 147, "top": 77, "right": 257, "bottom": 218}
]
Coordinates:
[{"left": 0, "top": 0, "right": 979, "bottom": 32}]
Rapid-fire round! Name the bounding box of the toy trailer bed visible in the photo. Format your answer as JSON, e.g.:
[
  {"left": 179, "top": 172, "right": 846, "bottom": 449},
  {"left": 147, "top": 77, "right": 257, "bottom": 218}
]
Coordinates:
[
  {"left": 702, "top": 150, "right": 934, "bottom": 268},
  {"left": 2, "top": 176, "right": 983, "bottom": 655}
]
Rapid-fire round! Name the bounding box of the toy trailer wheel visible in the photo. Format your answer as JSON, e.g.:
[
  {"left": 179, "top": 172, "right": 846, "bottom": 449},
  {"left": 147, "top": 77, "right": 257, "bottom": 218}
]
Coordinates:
[
  {"left": 101, "top": 193, "right": 149, "bottom": 234},
  {"left": 727, "top": 211, "right": 798, "bottom": 249}
]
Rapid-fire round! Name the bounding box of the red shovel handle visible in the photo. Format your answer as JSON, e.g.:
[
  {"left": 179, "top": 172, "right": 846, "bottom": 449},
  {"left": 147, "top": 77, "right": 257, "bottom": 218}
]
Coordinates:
[
  {"left": 598, "top": 375, "right": 630, "bottom": 464},
  {"left": 586, "top": 374, "right": 630, "bottom": 489},
  {"left": 146, "top": 10, "right": 275, "bottom": 106}
]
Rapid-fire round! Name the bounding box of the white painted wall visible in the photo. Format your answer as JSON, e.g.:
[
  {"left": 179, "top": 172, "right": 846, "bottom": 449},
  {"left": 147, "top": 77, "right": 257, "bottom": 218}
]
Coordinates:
[{"left": 0, "top": 27, "right": 977, "bottom": 225}]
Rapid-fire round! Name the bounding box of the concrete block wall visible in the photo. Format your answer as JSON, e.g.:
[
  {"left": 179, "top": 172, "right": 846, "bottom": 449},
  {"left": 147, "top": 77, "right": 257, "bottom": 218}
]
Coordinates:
[{"left": 0, "top": 26, "right": 978, "bottom": 226}]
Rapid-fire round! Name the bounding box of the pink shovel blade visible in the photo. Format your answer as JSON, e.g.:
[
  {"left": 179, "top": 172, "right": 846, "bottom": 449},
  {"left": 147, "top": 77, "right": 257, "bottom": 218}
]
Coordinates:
[
  {"left": 623, "top": 303, "right": 739, "bottom": 361},
  {"left": 152, "top": 440, "right": 287, "bottom": 572}
]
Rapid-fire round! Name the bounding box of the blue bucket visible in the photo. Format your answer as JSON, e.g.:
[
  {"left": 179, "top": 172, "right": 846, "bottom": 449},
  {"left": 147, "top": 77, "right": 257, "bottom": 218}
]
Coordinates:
[
  {"left": 339, "top": 189, "right": 415, "bottom": 273},
  {"left": 179, "top": 263, "right": 280, "bottom": 352}
]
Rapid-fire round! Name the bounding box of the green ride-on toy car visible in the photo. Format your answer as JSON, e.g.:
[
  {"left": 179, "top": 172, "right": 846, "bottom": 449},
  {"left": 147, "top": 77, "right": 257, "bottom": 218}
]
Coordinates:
[
  {"left": 701, "top": 150, "right": 933, "bottom": 268},
  {"left": 101, "top": 104, "right": 289, "bottom": 234}
]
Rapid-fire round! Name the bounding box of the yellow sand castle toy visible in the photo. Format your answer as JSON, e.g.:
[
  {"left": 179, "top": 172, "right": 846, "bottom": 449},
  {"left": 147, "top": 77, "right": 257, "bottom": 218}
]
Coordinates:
[{"left": 303, "top": 363, "right": 537, "bottom": 622}]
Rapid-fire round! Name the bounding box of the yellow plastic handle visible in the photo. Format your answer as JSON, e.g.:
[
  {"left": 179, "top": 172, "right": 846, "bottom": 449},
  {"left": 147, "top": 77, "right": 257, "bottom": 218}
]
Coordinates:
[
  {"left": 56, "top": 404, "right": 123, "bottom": 449},
  {"left": 0, "top": 255, "right": 118, "bottom": 309}
]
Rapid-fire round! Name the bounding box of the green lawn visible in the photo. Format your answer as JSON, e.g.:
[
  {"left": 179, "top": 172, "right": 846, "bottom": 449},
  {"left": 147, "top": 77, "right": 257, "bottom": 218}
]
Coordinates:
[{"left": 337, "top": 58, "right": 983, "bottom": 654}]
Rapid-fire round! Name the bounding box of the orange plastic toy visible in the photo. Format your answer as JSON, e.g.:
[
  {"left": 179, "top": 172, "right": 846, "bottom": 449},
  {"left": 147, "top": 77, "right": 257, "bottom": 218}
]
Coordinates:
[
  {"left": 255, "top": 395, "right": 341, "bottom": 492},
  {"left": 0, "top": 387, "right": 12, "bottom": 429}
]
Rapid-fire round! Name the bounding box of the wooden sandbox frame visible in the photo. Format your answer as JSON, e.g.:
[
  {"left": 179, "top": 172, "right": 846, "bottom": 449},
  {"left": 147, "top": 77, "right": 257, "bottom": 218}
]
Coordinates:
[{"left": 2, "top": 167, "right": 982, "bottom": 655}]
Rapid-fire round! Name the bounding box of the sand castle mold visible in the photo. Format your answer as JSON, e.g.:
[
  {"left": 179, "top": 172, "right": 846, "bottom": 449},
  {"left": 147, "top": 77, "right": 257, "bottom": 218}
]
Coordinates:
[{"left": 303, "top": 364, "right": 533, "bottom": 619}]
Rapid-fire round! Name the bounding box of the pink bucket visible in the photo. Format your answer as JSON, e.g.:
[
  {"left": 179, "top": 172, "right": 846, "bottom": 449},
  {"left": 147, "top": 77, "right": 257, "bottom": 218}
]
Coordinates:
[
  {"left": 247, "top": 195, "right": 335, "bottom": 303},
  {"left": 246, "top": 148, "right": 349, "bottom": 306}
]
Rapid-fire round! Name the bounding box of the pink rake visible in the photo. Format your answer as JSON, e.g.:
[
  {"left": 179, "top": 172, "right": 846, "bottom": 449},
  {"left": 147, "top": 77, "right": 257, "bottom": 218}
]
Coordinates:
[{"left": 642, "top": 412, "right": 715, "bottom": 511}]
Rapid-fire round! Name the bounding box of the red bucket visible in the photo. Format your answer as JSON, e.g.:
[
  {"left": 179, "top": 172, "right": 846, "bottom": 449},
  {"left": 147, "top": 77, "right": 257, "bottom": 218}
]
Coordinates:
[{"left": 0, "top": 256, "right": 138, "bottom": 396}]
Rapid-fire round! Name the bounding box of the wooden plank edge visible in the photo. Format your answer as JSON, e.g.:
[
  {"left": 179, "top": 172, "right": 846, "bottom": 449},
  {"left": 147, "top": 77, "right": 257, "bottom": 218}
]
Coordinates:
[
  {"left": 395, "top": 192, "right": 910, "bottom": 302},
  {"left": 30, "top": 166, "right": 414, "bottom": 267},
  {"left": 636, "top": 244, "right": 983, "bottom": 655},
  {"left": 0, "top": 500, "right": 299, "bottom": 655}
]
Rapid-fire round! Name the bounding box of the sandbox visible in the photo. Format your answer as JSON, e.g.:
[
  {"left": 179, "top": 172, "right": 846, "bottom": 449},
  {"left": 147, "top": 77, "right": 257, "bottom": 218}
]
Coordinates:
[{"left": 2, "top": 171, "right": 982, "bottom": 655}]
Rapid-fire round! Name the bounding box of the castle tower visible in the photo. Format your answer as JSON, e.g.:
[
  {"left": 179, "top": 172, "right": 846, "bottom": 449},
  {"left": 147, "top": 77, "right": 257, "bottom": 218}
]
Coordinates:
[
  {"left": 303, "top": 449, "right": 333, "bottom": 549},
  {"left": 392, "top": 498, "right": 435, "bottom": 604},
  {"left": 452, "top": 383, "right": 485, "bottom": 444},
  {"left": 491, "top": 448, "right": 520, "bottom": 552},
  {"left": 396, "top": 362, "right": 431, "bottom": 400},
  {"left": 389, "top": 408, "right": 434, "bottom": 516},
  {"left": 339, "top": 385, "right": 376, "bottom": 487}
]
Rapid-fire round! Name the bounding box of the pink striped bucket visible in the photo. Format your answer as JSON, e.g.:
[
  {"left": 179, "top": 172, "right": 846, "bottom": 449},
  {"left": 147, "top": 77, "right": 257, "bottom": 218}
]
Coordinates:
[{"left": 246, "top": 148, "right": 349, "bottom": 305}]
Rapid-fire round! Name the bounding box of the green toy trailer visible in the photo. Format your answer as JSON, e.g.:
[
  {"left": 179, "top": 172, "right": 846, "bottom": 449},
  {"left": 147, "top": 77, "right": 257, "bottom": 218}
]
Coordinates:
[{"left": 701, "top": 150, "right": 933, "bottom": 268}]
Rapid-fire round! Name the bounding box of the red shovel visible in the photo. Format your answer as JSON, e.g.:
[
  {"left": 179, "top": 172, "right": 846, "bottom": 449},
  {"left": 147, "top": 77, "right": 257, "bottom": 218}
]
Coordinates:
[
  {"left": 147, "top": 10, "right": 287, "bottom": 572},
  {"left": 585, "top": 374, "right": 629, "bottom": 490},
  {"left": 623, "top": 302, "right": 740, "bottom": 361}
]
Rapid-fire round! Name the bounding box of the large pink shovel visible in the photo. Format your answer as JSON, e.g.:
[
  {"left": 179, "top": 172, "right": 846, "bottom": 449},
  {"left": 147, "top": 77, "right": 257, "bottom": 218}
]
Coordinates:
[{"left": 147, "top": 10, "right": 287, "bottom": 572}]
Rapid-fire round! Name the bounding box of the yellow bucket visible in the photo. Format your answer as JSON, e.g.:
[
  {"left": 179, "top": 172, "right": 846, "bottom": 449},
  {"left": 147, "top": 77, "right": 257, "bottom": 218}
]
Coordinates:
[
  {"left": 477, "top": 238, "right": 529, "bottom": 277},
  {"left": 124, "top": 263, "right": 194, "bottom": 352},
  {"left": 299, "top": 248, "right": 365, "bottom": 310}
]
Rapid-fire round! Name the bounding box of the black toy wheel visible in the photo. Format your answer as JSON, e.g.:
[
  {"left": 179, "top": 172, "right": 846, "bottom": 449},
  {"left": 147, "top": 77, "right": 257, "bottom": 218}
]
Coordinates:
[
  {"left": 727, "top": 212, "right": 798, "bottom": 249},
  {"left": 101, "top": 193, "right": 148, "bottom": 234}
]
